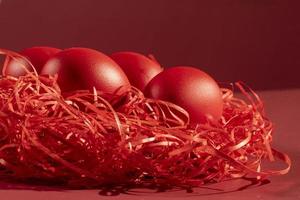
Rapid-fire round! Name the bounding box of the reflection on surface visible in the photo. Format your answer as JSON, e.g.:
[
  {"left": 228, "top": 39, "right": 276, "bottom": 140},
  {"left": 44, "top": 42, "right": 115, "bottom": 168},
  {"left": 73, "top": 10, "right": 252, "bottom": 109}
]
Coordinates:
[
  {"left": 97, "top": 178, "right": 270, "bottom": 197},
  {"left": 0, "top": 177, "right": 270, "bottom": 196}
]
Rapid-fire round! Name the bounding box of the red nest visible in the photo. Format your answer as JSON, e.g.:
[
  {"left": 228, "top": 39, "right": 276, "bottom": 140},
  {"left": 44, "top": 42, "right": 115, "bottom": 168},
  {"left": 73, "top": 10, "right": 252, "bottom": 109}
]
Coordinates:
[{"left": 0, "top": 50, "right": 290, "bottom": 188}]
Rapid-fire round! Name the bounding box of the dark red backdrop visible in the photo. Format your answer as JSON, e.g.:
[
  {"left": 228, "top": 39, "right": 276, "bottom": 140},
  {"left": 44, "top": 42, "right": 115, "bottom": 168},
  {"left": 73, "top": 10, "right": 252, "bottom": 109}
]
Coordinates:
[{"left": 0, "top": 0, "right": 299, "bottom": 90}]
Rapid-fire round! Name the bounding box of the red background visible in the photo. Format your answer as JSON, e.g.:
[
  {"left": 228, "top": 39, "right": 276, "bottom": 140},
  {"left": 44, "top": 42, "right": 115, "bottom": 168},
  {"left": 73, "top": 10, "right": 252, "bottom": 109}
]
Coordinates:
[{"left": 0, "top": 0, "right": 299, "bottom": 90}]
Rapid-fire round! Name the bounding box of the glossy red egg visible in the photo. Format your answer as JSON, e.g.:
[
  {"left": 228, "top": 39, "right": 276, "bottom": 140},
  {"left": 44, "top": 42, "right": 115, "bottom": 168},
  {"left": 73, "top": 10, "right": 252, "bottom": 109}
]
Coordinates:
[
  {"left": 3, "top": 46, "right": 61, "bottom": 77},
  {"left": 144, "top": 66, "right": 223, "bottom": 124},
  {"left": 110, "top": 52, "right": 162, "bottom": 91},
  {"left": 41, "top": 48, "right": 131, "bottom": 95}
]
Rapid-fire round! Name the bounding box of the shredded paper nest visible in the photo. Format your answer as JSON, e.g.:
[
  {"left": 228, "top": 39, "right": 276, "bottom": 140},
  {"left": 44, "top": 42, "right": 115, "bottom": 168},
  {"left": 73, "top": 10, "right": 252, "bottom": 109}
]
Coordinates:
[{"left": 0, "top": 50, "right": 290, "bottom": 188}]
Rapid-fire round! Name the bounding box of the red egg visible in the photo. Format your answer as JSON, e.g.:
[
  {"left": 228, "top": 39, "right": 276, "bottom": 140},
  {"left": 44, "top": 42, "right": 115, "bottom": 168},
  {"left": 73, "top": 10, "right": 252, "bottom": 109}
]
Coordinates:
[
  {"left": 3, "top": 46, "right": 61, "bottom": 77},
  {"left": 41, "top": 48, "right": 131, "bottom": 95},
  {"left": 110, "top": 52, "right": 162, "bottom": 91},
  {"left": 144, "top": 66, "right": 223, "bottom": 124}
]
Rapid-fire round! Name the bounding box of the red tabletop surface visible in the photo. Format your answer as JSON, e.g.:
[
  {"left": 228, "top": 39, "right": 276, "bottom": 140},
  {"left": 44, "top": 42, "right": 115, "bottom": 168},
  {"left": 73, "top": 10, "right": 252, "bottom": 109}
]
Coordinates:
[{"left": 0, "top": 89, "right": 299, "bottom": 200}]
